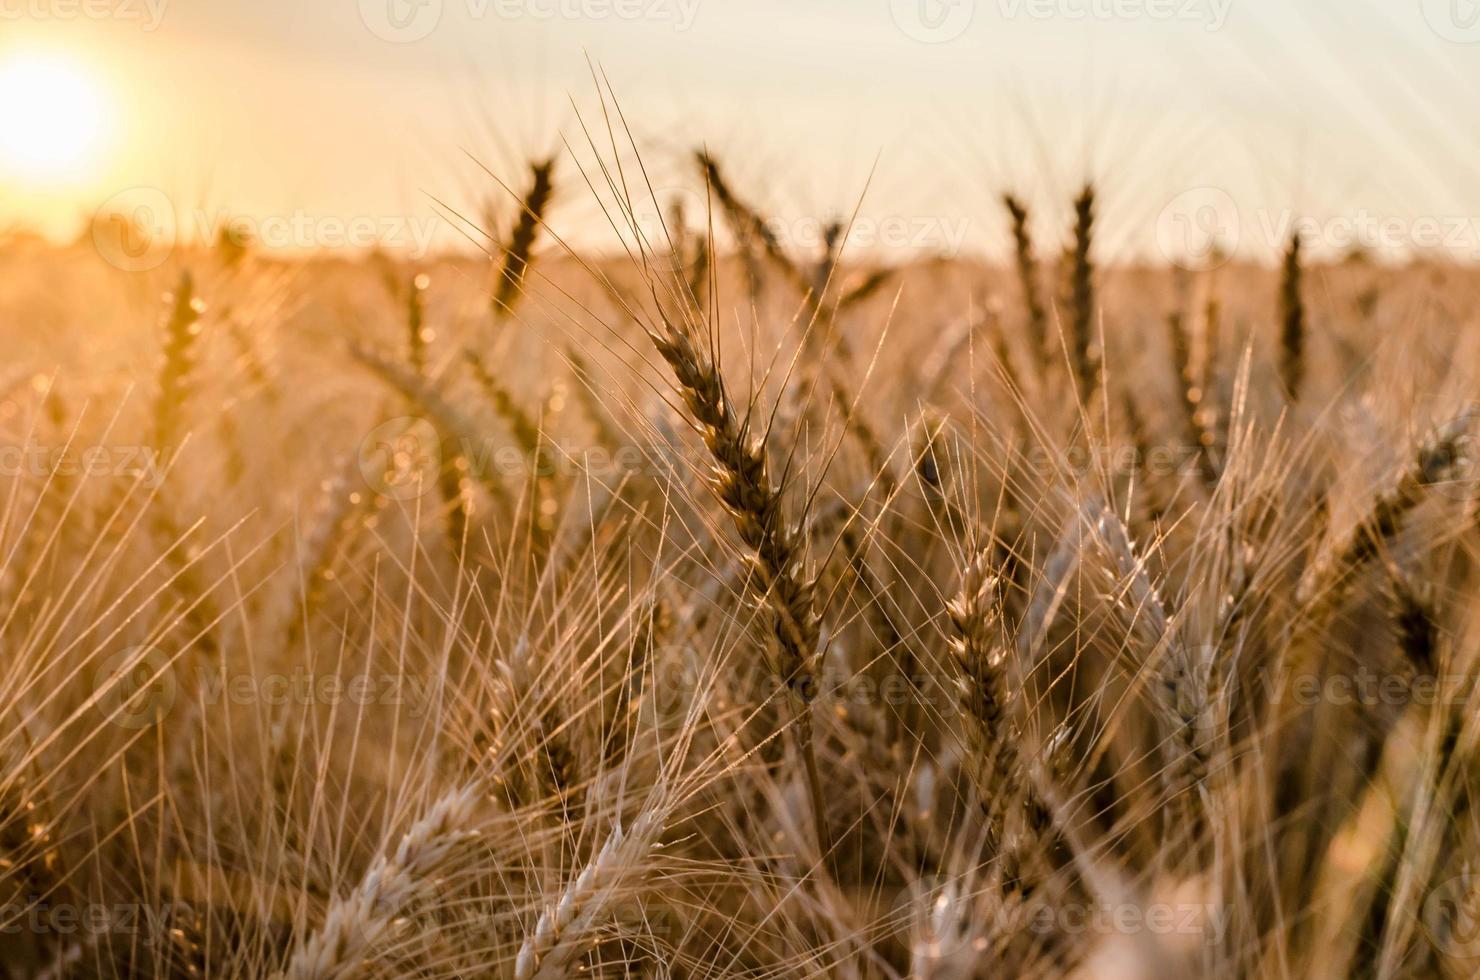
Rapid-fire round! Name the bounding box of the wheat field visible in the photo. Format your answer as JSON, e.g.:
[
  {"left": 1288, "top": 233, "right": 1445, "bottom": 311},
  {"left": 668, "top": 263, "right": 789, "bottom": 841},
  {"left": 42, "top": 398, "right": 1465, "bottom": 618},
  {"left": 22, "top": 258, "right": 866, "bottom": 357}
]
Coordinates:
[{"left": 3, "top": 114, "right": 1480, "bottom": 979}]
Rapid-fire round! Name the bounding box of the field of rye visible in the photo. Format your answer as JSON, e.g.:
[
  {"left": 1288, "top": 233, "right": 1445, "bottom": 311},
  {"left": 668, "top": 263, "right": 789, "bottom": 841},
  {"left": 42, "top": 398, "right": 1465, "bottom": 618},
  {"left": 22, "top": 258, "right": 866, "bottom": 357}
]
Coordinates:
[{"left": 2, "top": 128, "right": 1480, "bottom": 978}]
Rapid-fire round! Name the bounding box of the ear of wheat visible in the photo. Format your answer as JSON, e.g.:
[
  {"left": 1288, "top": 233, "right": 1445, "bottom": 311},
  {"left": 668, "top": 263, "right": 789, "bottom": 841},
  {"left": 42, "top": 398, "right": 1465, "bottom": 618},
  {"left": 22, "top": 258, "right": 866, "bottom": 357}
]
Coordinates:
[
  {"left": 282, "top": 784, "right": 482, "bottom": 980},
  {"left": 1165, "top": 311, "right": 1220, "bottom": 486},
  {"left": 1080, "top": 500, "right": 1216, "bottom": 820},
  {"left": 946, "top": 547, "right": 1066, "bottom": 891},
  {"left": 1387, "top": 570, "right": 1438, "bottom": 677},
  {"left": 512, "top": 803, "right": 667, "bottom": 980},
  {"left": 154, "top": 269, "right": 204, "bottom": 452},
  {"left": 465, "top": 349, "right": 542, "bottom": 458},
  {"left": 1279, "top": 232, "right": 1306, "bottom": 400},
  {"left": 643, "top": 308, "right": 832, "bottom": 857},
  {"left": 836, "top": 267, "right": 892, "bottom": 314},
  {"left": 1067, "top": 184, "right": 1097, "bottom": 401},
  {"left": 1004, "top": 193, "right": 1047, "bottom": 362},
  {"left": 1299, "top": 407, "right": 1476, "bottom": 612},
  {"left": 694, "top": 149, "right": 804, "bottom": 291},
  {"left": 494, "top": 156, "right": 556, "bottom": 317}
]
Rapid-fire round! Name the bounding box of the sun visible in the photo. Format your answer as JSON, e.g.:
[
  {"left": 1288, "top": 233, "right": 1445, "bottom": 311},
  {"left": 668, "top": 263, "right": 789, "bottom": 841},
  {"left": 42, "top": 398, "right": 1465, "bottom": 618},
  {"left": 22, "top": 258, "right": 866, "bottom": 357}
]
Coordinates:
[{"left": 0, "top": 52, "right": 109, "bottom": 183}]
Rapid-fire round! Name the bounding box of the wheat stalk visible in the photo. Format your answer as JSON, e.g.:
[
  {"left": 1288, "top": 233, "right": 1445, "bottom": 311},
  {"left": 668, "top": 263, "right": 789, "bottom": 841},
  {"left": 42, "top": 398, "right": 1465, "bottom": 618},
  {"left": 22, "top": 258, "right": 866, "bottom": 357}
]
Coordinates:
[
  {"left": 1004, "top": 193, "right": 1047, "bottom": 361},
  {"left": 1081, "top": 500, "right": 1215, "bottom": 815},
  {"left": 154, "top": 269, "right": 204, "bottom": 452},
  {"left": 405, "top": 272, "right": 430, "bottom": 375},
  {"left": 1299, "top": 407, "right": 1476, "bottom": 611},
  {"left": 946, "top": 550, "right": 1014, "bottom": 810},
  {"left": 281, "top": 784, "right": 481, "bottom": 980},
  {"left": 946, "top": 548, "right": 1063, "bottom": 889},
  {"left": 464, "top": 349, "right": 542, "bottom": 459},
  {"left": 1067, "top": 185, "right": 1097, "bottom": 402},
  {"left": 1165, "top": 311, "right": 1220, "bottom": 486},
  {"left": 494, "top": 156, "right": 556, "bottom": 318},
  {"left": 642, "top": 309, "right": 832, "bottom": 858},
  {"left": 694, "top": 149, "right": 804, "bottom": 291},
  {"left": 565, "top": 348, "right": 625, "bottom": 451},
  {"left": 1279, "top": 232, "right": 1306, "bottom": 400},
  {"left": 282, "top": 454, "right": 364, "bottom": 650},
  {"left": 836, "top": 268, "right": 892, "bottom": 314},
  {"left": 512, "top": 803, "right": 667, "bottom": 980}
]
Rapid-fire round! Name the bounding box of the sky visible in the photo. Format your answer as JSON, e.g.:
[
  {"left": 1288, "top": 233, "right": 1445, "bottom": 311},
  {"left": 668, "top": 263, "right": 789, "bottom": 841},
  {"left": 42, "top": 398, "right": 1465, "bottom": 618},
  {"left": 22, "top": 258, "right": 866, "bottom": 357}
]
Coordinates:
[{"left": 2, "top": 0, "right": 1480, "bottom": 264}]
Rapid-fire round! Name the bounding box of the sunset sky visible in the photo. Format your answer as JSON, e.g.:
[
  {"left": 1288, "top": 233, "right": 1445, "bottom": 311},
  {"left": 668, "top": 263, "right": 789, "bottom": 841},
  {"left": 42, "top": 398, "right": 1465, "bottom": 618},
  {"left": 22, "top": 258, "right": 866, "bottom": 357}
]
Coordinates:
[{"left": 3, "top": 0, "right": 1480, "bottom": 262}]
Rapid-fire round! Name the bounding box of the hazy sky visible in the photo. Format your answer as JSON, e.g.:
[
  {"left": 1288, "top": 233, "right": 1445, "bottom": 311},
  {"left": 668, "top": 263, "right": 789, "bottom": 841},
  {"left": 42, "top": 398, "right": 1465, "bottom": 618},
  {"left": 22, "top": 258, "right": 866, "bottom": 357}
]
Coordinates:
[{"left": 3, "top": 0, "right": 1480, "bottom": 263}]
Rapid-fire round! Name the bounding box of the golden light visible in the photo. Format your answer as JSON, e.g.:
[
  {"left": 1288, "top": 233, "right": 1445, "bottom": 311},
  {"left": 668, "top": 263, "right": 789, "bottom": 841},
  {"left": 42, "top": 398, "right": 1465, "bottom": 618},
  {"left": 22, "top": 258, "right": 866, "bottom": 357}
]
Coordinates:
[{"left": 0, "top": 53, "right": 108, "bottom": 183}]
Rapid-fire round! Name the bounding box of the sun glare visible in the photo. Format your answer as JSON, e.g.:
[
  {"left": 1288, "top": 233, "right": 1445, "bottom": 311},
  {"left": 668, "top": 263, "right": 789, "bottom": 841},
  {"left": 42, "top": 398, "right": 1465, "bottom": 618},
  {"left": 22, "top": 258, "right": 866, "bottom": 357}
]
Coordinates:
[{"left": 0, "top": 52, "right": 108, "bottom": 183}]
